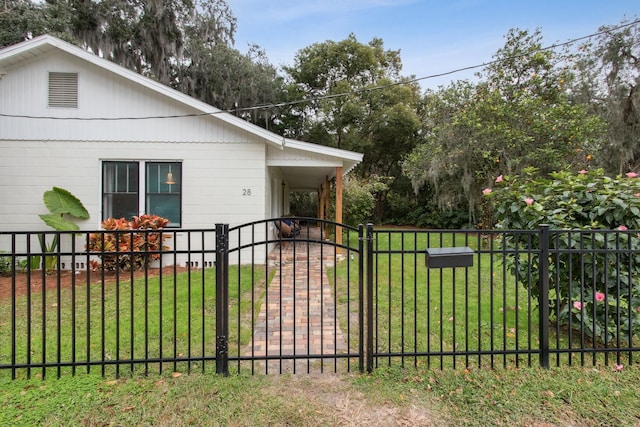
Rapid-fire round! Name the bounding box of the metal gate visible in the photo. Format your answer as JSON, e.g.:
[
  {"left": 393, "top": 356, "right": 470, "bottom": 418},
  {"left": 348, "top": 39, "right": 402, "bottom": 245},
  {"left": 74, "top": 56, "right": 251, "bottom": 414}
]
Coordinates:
[{"left": 218, "top": 219, "right": 365, "bottom": 375}]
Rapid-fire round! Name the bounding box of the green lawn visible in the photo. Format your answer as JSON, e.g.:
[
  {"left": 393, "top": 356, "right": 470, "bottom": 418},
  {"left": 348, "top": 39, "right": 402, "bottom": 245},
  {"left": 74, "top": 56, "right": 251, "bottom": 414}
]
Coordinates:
[
  {"left": 2, "top": 365, "right": 640, "bottom": 426},
  {"left": 332, "top": 230, "right": 540, "bottom": 370},
  {"left": 2, "top": 229, "right": 640, "bottom": 425},
  {"left": 333, "top": 229, "right": 638, "bottom": 369},
  {"left": 0, "top": 265, "right": 267, "bottom": 379}
]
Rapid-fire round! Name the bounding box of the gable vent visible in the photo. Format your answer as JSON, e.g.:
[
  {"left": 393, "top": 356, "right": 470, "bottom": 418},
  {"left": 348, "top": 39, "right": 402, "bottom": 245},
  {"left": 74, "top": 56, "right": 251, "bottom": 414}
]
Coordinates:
[{"left": 48, "top": 72, "right": 78, "bottom": 108}]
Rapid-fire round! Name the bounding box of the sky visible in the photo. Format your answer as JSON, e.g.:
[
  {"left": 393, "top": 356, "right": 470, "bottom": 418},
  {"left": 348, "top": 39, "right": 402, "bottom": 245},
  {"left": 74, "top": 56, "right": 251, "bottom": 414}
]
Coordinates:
[{"left": 226, "top": 0, "right": 639, "bottom": 90}]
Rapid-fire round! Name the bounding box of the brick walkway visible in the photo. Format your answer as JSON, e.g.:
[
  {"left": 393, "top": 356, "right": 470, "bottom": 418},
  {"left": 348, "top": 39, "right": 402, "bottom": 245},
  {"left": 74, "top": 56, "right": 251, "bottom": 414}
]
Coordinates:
[{"left": 245, "top": 226, "right": 348, "bottom": 373}]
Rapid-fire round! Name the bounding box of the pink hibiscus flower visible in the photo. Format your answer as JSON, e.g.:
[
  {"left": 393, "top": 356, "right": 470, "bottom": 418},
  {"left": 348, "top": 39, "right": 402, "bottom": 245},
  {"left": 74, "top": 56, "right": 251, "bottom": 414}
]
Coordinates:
[
  {"left": 482, "top": 188, "right": 492, "bottom": 195},
  {"left": 495, "top": 175, "right": 503, "bottom": 183},
  {"left": 595, "top": 291, "right": 605, "bottom": 302},
  {"left": 573, "top": 301, "right": 583, "bottom": 310},
  {"left": 524, "top": 198, "right": 534, "bottom": 206}
]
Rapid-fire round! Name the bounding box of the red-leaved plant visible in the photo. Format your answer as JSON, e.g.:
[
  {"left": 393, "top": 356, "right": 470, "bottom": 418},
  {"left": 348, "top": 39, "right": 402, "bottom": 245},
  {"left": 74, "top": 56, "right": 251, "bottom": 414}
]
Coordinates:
[{"left": 86, "top": 215, "right": 170, "bottom": 271}]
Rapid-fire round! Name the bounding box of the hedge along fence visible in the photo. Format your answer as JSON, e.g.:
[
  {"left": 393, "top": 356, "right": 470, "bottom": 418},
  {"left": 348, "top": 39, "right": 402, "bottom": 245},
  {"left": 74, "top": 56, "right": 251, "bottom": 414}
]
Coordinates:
[{"left": 483, "top": 168, "right": 640, "bottom": 347}]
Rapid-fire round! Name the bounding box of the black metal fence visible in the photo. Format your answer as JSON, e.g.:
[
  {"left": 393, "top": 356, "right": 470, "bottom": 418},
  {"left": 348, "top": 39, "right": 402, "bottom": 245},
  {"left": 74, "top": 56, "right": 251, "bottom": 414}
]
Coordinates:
[
  {"left": 1, "top": 222, "right": 639, "bottom": 379},
  {"left": 367, "top": 225, "right": 640, "bottom": 371}
]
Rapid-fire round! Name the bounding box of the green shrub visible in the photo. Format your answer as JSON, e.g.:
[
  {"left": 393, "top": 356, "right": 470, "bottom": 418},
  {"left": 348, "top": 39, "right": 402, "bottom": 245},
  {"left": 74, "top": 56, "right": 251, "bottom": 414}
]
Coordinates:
[
  {"left": 334, "top": 176, "right": 389, "bottom": 226},
  {"left": 484, "top": 168, "right": 640, "bottom": 345},
  {"left": 86, "top": 215, "right": 170, "bottom": 271},
  {"left": 290, "top": 192, "right": 317, "bottom": 218},
  {"left": 0, "top": 252, "right": 11, "bottom": 276},
  {"left": 343, "top": 178, "right": 377, "bottom": 226}
]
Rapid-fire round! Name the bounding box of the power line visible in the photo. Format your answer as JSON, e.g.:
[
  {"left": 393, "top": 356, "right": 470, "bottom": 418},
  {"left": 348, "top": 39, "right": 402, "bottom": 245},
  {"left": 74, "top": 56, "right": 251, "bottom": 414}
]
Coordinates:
[{"left": 1, "top": 18, "right": 639, "bottom": 122}]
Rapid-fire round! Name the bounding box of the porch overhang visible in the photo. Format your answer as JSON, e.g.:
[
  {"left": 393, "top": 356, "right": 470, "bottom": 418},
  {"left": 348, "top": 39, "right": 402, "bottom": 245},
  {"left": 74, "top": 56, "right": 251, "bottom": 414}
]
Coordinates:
[{"left": 267, "top": 139, "right": 363, "bottom": 191}]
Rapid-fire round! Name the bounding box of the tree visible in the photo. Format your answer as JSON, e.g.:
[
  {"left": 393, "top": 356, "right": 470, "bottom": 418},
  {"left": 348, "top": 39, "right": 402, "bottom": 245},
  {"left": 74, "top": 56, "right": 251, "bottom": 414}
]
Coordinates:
[
  {"left": 567, "top": 19, "right": 640, "bottom": 174},
  {"left": 283, "top": 34, "right": 404, "bottom": 150},
  {"left": 403, "top": 29, "right": 605, "bottom": 225},
  {"left": 0, "top": 0, "right": 49, "bottom": 47},
  {"left": 175, "top": 42, "right": 284, "bottom": 129},
  {"left": 62, "top": 0, "right": 229, "bottom": 84},
  {"left": 0, "top": 0, "right": 284, "bottom": 129},
  {"left": 283, "top": 34, "right": 423, "bottom": 222}
]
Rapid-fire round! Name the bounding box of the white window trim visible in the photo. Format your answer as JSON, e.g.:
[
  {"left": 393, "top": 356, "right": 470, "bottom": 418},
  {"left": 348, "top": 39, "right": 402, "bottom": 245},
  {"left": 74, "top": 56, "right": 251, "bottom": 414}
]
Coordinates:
[{"left": 101, "top": 160, "right": 182, "bottom": 227}]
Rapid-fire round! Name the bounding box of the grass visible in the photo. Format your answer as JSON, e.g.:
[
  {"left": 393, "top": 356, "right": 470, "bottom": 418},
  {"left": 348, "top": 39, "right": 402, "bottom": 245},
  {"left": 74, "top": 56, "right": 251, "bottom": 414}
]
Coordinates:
[
  {"left": 333, "top": 228, "right": 639, "bottom": 369},
  {"left": 2, "top": 227, "right": 640, "bottom": 424},
  {"left": 360, "top": 364, "right": 640, "bottom": 426},
  {"left": 0, "top": 265, "right": 268, "bottom": 379},
  {"left": 332, "top": 229, "right": 542, "bottom": 370},
  {"left": 1, "top": 364, "right": 639, "bottom": 426}
]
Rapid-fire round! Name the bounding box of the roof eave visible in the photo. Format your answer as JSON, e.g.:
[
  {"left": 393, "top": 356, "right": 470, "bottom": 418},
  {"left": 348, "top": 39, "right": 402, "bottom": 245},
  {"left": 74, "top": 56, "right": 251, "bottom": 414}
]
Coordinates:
[{"left": 0, "top": 35, "right": 286, "bottom": 147}]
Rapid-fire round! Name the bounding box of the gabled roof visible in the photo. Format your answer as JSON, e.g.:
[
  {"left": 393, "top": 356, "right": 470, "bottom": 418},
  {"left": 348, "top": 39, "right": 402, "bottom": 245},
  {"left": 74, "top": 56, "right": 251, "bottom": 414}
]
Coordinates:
[
  {"left": 0, "top": 34, "right": 286, "bottom": 147},
  {"left": 0, "top": 35, "right": 364, "bottom": 189}
]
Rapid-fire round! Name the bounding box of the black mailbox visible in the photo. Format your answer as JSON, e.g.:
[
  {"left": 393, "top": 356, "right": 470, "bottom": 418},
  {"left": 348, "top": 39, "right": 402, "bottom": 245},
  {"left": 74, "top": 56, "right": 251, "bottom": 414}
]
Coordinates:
[{"left": 425, "top": 247, "right": 474, "bottom": 268}]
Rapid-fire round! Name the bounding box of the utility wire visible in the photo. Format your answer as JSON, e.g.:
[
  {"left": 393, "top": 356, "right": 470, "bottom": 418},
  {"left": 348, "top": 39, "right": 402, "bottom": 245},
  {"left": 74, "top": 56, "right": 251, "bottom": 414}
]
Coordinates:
[{"left": 1, "top": 18, "right": 639, "bottom": 122}]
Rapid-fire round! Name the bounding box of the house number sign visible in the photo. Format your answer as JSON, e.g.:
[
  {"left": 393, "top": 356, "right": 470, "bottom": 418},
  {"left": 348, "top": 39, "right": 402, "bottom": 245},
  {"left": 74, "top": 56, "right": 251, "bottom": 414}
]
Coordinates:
[{"left": 242, "top": 188, "right": 252, "bottom": 196}]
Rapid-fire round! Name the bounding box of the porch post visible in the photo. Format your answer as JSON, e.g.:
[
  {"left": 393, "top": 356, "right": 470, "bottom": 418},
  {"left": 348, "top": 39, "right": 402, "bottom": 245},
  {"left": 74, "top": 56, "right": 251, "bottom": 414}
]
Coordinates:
[
  {"left": 325, "top": 175, "right": 331, "bottom": 238},
  {"left": 335, "top": 166, "right": 343, "bottom": 249},
  {"left": 319, "top": 185, "right": 325, "bottom": 221}
]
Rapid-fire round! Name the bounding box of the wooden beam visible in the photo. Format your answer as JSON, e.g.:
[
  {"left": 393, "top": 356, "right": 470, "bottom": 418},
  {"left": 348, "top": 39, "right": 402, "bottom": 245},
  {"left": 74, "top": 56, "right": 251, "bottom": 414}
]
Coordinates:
[
  {"left": 319, "top": 185, "right": 325, "bottom": 221},
  {"left": 335, "top": 166, "right": 343, "bottom": 249},
  {"left": 325, "top": 175, "right": 331, "bottom": 238}
]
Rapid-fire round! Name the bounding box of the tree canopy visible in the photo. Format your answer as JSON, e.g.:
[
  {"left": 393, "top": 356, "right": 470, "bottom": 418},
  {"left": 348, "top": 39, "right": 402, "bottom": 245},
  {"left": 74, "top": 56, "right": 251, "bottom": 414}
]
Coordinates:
[
  {"left": 2, "top": 1, "right": 638, "bottom": 227},
  {"left": 403, "top": 28, "right": 607, "bottom": 224},
  {"left": 566, "top": 20, "right": 640, "bottom": 174},
  {"left": 1, "top": 0, "right": 281, "bottom": 126},
  {"left": 281, "top": 34, "right": 423, "bottom": 222}
]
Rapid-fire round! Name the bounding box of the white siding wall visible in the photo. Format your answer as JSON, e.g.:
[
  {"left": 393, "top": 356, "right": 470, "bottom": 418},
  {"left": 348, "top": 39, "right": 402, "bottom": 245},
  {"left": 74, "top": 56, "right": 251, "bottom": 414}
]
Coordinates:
[
  {"left": 0, "top": 46, "right": 273, "bottom": 265},
  {"left": 0, "top": 50, "right": 262, "bottom": 143},
  {"left": 0, "top": 139, "right": 267, "bottom": 230}
]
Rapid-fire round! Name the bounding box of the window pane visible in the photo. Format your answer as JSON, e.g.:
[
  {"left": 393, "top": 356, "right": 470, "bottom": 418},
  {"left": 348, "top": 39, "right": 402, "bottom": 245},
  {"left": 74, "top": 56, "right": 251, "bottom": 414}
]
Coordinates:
[
  {"left": 147, "top": 194, "right": 181, "bottom": 226},
  {"left": 103, "top": 194, "right": 139, "bottom": 219},
  {"left": 147, "top": 163, "right": 181, "bottom": 193},
  {"left": 146, "top": 162, "right": 181, "bottom": 227},
  {"left": 103, "top": 161, "right": 139, "bottom": 220}
]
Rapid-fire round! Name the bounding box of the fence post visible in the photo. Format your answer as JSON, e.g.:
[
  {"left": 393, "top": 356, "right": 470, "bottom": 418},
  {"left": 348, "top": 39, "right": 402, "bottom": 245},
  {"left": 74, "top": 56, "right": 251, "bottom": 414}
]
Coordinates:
[
  {"left": 538, "top": 224, "right": 550, "bottom": 369},
  {"left": 357, "top": 224, "right": 364, "bottom": 373},
  {"left": 215, "top": 223, "right": 229, "bottom": 376},
  {"left": 365, "top": 223, "right": 374, "bottom": 373}
]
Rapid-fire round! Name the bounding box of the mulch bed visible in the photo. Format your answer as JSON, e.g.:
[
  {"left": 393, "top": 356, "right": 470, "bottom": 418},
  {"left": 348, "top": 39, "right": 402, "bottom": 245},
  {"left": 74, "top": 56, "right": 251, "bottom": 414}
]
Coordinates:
[{"left": 0, "top": 266, "right": 189, "bottom": 300}]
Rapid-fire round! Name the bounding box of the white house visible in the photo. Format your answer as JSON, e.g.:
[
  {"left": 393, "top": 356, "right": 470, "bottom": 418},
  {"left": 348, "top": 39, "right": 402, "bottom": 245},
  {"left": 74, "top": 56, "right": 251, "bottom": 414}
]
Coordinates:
[{"left": 0, "top": 35, "right": 363, "bottom": 266}]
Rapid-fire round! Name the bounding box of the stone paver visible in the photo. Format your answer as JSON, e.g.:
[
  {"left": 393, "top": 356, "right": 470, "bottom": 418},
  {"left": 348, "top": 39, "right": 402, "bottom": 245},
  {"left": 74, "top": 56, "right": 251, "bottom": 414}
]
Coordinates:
[{"left": 245, "top": 226, "right": 348, "bottom": 373}]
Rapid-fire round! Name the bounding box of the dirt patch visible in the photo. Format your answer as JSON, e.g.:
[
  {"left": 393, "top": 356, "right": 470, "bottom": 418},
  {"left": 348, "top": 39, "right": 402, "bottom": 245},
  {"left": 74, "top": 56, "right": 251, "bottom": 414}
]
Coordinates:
[
  {"left": 0, "top": 266, "right": 190, "bottom": 300},
  {"left": 265, "top": 374, "right": 436, "bottom": 426}
]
